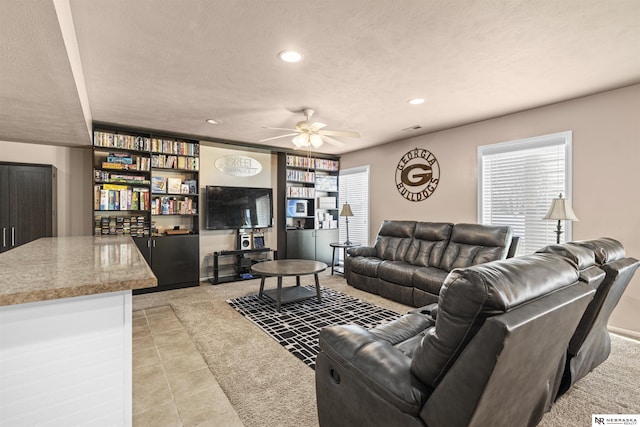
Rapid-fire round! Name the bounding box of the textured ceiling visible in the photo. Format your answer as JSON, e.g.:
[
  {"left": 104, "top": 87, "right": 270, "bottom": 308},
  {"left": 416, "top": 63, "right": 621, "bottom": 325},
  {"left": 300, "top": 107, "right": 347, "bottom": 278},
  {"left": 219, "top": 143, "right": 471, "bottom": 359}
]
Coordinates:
[{"left": 2, "top": 0, "right": 640, "bottom": 154}]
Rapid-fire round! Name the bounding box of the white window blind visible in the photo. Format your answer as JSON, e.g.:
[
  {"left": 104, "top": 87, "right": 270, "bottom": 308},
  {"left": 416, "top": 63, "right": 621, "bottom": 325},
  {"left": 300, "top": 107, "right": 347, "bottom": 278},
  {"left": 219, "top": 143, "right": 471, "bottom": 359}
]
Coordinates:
[
  {"left": 339, "top": 166, "right": 369, "bottom": 257},
  {"left": 478, "top": 131, "right": 573, "bottom": 255}
]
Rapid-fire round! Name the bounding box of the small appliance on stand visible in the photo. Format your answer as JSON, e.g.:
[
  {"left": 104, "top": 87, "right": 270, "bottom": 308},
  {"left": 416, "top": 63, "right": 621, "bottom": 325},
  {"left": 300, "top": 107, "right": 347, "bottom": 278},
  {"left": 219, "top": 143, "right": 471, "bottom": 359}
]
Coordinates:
[{"left": 238, "top": 229, "right": 252, "bottom": 250}]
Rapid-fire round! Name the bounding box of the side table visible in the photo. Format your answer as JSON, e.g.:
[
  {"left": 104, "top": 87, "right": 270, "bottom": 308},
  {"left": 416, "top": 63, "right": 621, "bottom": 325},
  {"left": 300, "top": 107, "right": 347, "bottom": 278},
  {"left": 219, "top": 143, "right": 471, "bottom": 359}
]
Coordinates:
[{"left": 329, "top": 242, "right": 361, "bottom": 275}]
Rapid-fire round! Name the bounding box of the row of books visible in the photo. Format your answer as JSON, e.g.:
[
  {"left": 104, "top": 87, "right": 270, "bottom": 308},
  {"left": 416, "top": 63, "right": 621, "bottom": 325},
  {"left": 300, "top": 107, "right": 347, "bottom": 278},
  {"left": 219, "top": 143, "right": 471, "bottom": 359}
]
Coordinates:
[
  {"left": 151, "top": 197, "right": 197, "bottom": 215},
  {"left": 286, "top": 155, "right": 314, "bottom": 169},
  {"left": 94, "top": 185, "right": 151, "bottom": 211},
  {"left": 94, "top": 215, "right": 149, "bottom": 237},
  {"left": 150, "top": 138, "right": 199, "bottom": 156},
  {"left": 285, "top": 155, "right": 340, "bottom": 171},
  {"left": 93, "top": 131, "right": 200, "bottom": 158},
  {"left": 151, "top": 177, "right": 197, "bottom": 194},
  {"left": 101, "top": 156, "right": 150, "bottom": 171},
  {"left": 151, "top": 154, "right": 199, "bottom": 171},
  {"left": 287, "top": 186, "right": 315, "bottom": 198},
  {"left": 94, "top": 131, "right": 150, "bottom": 151},
  {"left": 94, "top": 170, "right": 150, "bottom": 185},
  {"left": 286, "top": 169, "right": 315, "bottom": 183},
  {"left": 315, "top": 158, "right": 340, "bottom": 171}
]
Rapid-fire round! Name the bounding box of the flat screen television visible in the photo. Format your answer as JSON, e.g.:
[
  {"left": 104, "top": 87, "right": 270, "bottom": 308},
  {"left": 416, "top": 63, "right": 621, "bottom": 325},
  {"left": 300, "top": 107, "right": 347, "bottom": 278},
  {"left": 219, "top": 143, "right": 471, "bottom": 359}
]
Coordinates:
[{"left": 205, "top": 186, "right": 273, "bottom": 230}]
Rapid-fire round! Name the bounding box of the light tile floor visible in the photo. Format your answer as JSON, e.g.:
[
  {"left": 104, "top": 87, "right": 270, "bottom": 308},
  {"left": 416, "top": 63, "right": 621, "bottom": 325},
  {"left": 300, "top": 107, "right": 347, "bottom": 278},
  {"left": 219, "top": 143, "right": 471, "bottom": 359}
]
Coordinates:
[{"left": 132, "top": 306, "right": 244, "bottom": 427}]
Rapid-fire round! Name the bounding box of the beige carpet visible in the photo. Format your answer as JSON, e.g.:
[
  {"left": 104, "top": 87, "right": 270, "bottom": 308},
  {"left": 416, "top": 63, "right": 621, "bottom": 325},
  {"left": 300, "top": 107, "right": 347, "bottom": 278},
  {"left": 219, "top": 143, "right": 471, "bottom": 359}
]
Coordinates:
[{"left": 132, "top": 272, "right": 640, "bottom": 427}]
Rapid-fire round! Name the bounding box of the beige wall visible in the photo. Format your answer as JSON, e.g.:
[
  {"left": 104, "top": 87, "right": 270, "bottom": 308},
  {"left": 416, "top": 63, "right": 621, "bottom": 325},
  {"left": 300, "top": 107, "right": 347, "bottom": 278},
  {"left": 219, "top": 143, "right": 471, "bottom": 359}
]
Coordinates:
[
  {"left": 340, "top": 84, "right": 640, "bottom": 336},
  {"left": 198, "top": 145, "right": 277, "bottom": 279},
  {"left": 0, "top": 141, "right": 92, "bottom": 237}
]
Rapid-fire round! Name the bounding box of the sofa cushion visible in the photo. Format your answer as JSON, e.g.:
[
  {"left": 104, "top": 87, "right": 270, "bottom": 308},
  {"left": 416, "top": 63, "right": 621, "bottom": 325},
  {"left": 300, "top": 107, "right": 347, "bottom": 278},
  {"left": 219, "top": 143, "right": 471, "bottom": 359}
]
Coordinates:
[
  {"left": 379, "top": 261, "right": 416, "bottom": 286},
  {"left": 406, "top": 222, "right": 453, "bottom": 267},
  {"left": 438, "top": 223, "right": 512, "bottom": 272},
  {"left": 410, "top": 253, "right": 580, "bottom": 388},
  {"left": 412, "top": 267, "right": 449, "bottom": 296},
  {"left": 374, "top": 220, "right": 416, "bottom": 261},
  {"left": 350, "top": 257, "right": 384, "bottom": 278}
]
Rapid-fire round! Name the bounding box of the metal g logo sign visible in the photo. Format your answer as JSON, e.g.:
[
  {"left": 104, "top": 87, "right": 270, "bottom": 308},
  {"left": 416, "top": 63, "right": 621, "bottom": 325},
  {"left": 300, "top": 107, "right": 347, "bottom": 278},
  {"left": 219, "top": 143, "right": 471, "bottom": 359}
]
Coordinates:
[{"left": 395, "top": 148, "right": 440, "bottom": 202}]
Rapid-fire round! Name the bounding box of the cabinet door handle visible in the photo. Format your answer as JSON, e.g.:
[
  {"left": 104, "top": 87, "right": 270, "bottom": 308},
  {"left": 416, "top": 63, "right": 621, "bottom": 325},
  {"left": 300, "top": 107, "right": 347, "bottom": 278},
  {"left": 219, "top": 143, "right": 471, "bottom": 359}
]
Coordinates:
[
  {"left": 2, "top": 228, "right": 5, "bottom": 248},
  {"left": 147, "top": 239, "right": 151, "bottom": 248},
  {"left": 153, "top": 239, "right": 156, "bottom": 248},
  {"left": 11, "top": 227, "right": 15, "bottom": 247}
]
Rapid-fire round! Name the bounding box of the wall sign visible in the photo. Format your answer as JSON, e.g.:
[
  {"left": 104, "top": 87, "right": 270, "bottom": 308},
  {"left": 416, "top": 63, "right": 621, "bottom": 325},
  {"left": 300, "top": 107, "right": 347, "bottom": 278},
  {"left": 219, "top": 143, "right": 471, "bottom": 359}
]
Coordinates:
[
  {"left": 395, "top": 148, "right": 440, "bottom": 202},
  {"left": 215, "top": 155, "right": 262, "bottom": 177}
]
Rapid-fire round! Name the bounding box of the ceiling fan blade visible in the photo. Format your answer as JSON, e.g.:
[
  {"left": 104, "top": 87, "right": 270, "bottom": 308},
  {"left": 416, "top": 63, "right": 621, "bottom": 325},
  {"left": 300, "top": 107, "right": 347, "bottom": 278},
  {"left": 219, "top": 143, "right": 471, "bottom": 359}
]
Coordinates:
[
  {"left": 259, "top": 133, "right": 299, "bottom": 142},
  {"left": 308, "top": 122, "right": 327, "bottom": 131},
  {"left": 320, "top": 129, "right": 361, "bottom": 138},
  {"left": 321, "top": 135, "right": 346, "bottom": 147},
  {"left": 263, "top": 126, "right": 297, "bottom": 132}
]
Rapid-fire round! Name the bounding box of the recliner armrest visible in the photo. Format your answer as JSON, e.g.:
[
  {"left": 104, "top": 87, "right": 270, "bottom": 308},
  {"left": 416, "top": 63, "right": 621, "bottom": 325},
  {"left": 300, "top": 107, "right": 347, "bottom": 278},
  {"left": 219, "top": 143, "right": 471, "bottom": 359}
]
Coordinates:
[
  {"left": 348, "top": 246, "right": 377, "bottom": 257},
  {"left": 319, "top": 324, "right": 432, "bottom": 415}
]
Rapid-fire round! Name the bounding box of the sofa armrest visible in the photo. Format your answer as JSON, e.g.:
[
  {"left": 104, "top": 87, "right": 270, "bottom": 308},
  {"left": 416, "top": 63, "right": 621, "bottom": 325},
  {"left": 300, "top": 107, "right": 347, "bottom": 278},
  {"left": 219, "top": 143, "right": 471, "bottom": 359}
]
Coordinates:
[
  {"left": 348, "top": 246, "right": 377, "bottom": 257},
  {"left": 318, "top": 324, "right": 431, "bottom": 415},
  {"left": 408, "top": 303, "right": 438, "bottom": 322}
]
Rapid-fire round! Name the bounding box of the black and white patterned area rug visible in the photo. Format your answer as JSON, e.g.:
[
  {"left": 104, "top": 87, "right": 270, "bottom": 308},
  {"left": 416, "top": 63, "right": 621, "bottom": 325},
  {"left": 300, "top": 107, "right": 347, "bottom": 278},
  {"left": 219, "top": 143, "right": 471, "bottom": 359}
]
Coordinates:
[{"left": 227, "top": 286, "right": 401, "bottom": 369}]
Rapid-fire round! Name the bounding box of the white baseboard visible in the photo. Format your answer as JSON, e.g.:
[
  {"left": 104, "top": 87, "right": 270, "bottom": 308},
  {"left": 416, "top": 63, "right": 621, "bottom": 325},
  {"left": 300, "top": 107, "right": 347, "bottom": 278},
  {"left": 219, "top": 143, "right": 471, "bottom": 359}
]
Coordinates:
[{"left": 609, "top": 325, "right": 640, "bottom": 341}]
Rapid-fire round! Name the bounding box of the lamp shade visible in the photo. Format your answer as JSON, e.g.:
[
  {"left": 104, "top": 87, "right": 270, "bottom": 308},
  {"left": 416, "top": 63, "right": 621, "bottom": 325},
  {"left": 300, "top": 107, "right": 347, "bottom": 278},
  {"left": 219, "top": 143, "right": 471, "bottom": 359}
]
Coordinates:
[
  {"left": 543, "top": 194, "right": 579, "bottom": 221},
  {"left": 340, "top": 203, "right": 354, "bottom": 217}
]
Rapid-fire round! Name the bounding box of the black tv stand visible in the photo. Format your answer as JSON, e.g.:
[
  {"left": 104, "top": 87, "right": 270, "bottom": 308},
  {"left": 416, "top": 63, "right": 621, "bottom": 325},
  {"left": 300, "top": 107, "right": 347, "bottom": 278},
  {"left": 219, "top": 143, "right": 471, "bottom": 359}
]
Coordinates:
[{"left": 209, "top": 247, "right": 277, "bottom": 285}]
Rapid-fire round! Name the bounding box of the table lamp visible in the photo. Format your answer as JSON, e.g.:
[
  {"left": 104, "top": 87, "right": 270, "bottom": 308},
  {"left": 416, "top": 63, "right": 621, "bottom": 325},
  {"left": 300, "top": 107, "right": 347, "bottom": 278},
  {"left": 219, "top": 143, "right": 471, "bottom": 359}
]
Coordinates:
[
  {"left": 543, "top": 193, "right": 579, "bottom": 244},
  {"left": 340, "top": 203, "right": 354, "bottom": 245}
]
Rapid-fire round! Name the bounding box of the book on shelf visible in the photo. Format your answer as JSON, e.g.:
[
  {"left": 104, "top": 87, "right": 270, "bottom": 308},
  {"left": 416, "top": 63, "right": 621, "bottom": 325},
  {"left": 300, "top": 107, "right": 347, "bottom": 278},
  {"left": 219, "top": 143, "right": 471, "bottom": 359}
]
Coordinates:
[
  {"left": 167, "top": 178, "right": 182, "bottom": 194},
  {"left": 184, "top": 179, "right": 197, "bottom": 194},
  {"left": 151, "top": 176, "right": 167, "bottom": 193}
]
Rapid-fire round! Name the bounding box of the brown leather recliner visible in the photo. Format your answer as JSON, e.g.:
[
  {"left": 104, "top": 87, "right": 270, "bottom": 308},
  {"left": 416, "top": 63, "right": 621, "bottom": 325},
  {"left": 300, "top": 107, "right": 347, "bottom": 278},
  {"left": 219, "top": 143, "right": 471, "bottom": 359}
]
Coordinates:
[
  {"left": 316, "top": 253, "right": 595, "bottom": 427},
  {"left": 538, "top": 238, "right": 640, "bottom": 397}
]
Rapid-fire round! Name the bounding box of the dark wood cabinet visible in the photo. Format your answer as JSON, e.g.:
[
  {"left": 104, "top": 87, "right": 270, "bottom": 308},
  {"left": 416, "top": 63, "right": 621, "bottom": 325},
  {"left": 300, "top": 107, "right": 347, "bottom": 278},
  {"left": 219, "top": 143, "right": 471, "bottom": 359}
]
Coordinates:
[
  {"left": 0, "top": 163, "right": 57, "bottom": 252},
  {"left": 133, "top": 234, "right": 199, "bottom": 293},
  {"left": 286, "top": 229, "right": 338, "bottom": 265}
]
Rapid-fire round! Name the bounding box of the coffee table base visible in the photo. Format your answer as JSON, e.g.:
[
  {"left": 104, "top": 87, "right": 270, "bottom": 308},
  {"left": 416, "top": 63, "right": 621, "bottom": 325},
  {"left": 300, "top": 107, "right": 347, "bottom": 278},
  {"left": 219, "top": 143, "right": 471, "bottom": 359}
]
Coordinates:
[{"left": 258, "top": 274, "right": 322, "bottom": 311}]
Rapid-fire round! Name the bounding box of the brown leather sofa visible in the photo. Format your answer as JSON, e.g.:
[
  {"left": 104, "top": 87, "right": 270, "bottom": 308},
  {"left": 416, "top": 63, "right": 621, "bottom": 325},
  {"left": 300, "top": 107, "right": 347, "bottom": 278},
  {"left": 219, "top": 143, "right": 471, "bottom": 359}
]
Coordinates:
[
  {"left": 344, "top": 221, "right": 514, "bottom": 307},
  {"left": 316, "top": 252, "right": 596, "bottom": 427}
]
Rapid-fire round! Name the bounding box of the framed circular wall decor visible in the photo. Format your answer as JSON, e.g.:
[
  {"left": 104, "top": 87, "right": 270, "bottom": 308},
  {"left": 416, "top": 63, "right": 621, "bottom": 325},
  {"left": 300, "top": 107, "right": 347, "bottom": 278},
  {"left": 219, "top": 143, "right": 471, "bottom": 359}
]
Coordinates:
[{"left": 395, "top": 148, "right": 440, "bottom": 202}]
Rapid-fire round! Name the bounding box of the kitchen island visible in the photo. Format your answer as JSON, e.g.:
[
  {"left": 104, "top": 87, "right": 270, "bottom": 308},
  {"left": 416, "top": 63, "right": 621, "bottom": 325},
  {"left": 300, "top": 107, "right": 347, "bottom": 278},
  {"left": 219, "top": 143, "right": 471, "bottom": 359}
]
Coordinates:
[{"left": 0, "top": 236, "right": 157, "bottom": 427}]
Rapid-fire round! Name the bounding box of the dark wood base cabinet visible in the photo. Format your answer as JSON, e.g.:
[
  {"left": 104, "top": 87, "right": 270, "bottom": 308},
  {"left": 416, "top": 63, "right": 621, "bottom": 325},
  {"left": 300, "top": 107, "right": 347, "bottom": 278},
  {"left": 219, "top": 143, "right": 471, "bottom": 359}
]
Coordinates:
[
  {"left": 133, "top": 234, "right": 200, "bottom": 294},
  {"left": 1, "top": 163, "right": 57, "bottom": 253}
]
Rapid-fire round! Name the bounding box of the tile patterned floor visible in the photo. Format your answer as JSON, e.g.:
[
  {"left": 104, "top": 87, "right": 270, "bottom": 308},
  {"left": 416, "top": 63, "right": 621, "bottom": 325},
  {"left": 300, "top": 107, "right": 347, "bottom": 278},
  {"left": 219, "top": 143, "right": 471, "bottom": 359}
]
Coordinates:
[{"left": 132, "top": 306, "right": 244, "bottom": 427}]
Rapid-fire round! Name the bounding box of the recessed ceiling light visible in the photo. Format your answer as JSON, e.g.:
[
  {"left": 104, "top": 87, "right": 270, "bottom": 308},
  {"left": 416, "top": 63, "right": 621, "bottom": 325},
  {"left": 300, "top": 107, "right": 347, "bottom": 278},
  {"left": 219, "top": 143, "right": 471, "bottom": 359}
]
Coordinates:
[
  {"left": 408, "top": 98, "right": 425, "bottom": 105},
  {"left": 278, "top": 50, "right": 303, "bottom": 63},
  {"left": 206, "top": 119, "right": 221, "bottom": 125}
]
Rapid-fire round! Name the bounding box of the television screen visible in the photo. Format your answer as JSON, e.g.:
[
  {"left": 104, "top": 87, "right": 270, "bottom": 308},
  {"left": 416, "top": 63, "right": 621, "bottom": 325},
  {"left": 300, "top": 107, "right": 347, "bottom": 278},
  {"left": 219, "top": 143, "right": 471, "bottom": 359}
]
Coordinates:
[{"left": 205, "top": 186, "right": 273, "bottom": 230}]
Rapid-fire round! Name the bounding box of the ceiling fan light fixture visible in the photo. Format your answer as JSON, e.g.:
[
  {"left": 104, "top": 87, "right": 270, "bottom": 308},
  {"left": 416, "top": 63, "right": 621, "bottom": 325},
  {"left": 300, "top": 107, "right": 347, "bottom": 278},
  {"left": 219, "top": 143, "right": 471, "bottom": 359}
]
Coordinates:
[
  {"left": 408, "top": 98, "right": 425, "bottom": 105},
  {"left": 278, "top": 50, "right": 303, "bottom": 63},
  {"left": 310, "top": 134, "right": 323, "bottom": 148},
  {"left": 292, "top": 133, "right": 309, "bottom": 147}
]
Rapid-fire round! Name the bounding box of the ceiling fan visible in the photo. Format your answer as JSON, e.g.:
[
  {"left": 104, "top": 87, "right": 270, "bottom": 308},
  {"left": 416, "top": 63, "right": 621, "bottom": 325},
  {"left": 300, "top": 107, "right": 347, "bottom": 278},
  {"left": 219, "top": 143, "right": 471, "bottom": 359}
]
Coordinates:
[{"left": 259, "top": 108, "right": 360, "bottom": 148}]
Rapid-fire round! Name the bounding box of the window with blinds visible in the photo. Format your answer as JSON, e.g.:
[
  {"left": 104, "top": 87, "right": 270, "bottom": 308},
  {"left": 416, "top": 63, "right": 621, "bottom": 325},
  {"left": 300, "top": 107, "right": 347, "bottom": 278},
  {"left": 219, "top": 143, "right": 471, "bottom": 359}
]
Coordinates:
[
  {"left": 478, "top": 131, "right": 573, "bottom": 255},
  {"left": 339, "top": 166, "right": 369, "bottom": 259}
]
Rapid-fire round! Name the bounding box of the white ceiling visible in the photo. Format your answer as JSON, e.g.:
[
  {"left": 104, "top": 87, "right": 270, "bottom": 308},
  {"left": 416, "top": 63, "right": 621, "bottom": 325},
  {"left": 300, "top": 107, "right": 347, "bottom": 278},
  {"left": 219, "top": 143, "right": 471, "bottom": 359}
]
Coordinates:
[{"left": 2, "top": 0, "right": 639, "bottom": 155}]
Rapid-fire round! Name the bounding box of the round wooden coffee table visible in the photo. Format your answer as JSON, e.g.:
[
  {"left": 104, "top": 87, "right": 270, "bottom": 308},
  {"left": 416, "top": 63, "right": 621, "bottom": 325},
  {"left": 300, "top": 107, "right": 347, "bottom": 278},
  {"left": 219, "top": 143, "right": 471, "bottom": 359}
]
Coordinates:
[{"left": 251, "top": 259, "right": 327, "bottom": 311}]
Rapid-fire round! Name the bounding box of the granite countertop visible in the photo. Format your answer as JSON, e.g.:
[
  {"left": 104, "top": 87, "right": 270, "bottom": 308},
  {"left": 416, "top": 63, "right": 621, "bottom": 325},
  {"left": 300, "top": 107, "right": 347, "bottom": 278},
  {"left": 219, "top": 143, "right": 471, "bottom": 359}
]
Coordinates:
[{"left": 0, "top": 236, "right": 157, "bottom": 307}]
